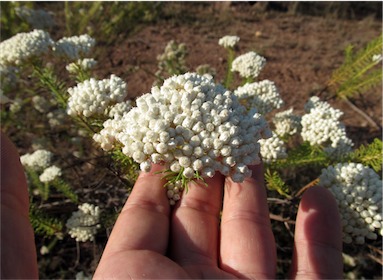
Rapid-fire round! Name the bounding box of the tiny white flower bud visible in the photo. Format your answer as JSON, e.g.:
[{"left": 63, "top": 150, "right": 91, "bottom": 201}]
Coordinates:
[{"left": 179, "top": 156, "right": 191, "bottom": 168}]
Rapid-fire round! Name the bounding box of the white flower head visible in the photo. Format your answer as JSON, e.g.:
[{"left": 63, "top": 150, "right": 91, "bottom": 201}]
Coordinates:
[
  {"left": 67, "top": 75, "right": 127, "bottom": 118},
  {"left": 66, "top": 58, "right": 97, "bottom": 74},
  {"left": 272, "top": 108, "right": 302, "bottom": 137},
  {"left": 301, "top": 97, "right": 353, "bottom": 158},
  {"left": 66, "top": 203, "right": 101, "bottom": 242},
  {"left": 95, "top": 73, "right": 272, "bottom": 188},
  {"left": 319, "top": 163, "right": 382, "bottom": 244},
  {"left": 15, "top": 6, "right": 55, "bottom": 30},
  {"left": 53, "top": 34, "right": 95, "bottom": 61},
  {"left": 0, "top": 29, "right": 53, "bottom": 66},
  {"left": 231, "top": 51, "right": 266, "bottom": 79},
  {"left": 20, "top": 149, "right": 54, "bottom": 171},
  {"left": 39, "top": 165, "right": 62, "bottom": 183},
  {"left": 234, "top": 80, "right": 283, "bottom": 115},
  {"left": 259, "top": 132, "right": 287, "bottom": 163},
  {"left": 218, "top": 35, "right": 240, "bottom": 49}
]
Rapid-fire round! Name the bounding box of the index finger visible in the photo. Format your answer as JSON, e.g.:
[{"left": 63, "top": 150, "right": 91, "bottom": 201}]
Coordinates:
[
  {"left": 220, "top": 164, "right": 277, "bottom": 279},
  {"left": 100, "top": 164, "right": 170, "bottom": 258}
]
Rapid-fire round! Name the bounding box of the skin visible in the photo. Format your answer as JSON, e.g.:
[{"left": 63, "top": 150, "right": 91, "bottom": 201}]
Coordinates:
[
  {"left": 1, "top": 132, "right": 38, "bottom": 279},
  {"left": 1, "top": 131, "right": 343, "bottom": 279},
  {"left": 94, "top": 165, "right": 343, "bottom": 278}
]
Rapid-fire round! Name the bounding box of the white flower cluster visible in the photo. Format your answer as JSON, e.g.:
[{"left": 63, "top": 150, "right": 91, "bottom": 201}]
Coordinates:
[
  {"left": 301, "top": 97, "right": 353, "bottom": 158},
  {"left": 156, "top": 40, "right": 188, "bottom": 78},
  {"left": 231, "top": 51, "right": 266, "bottom": 79},
  {"left": 94, "top": 73, "right": 271, "bottom": 186},
  {"left": 53, "top": 34, "right": 95, "bottom": 61},
  {"left": 39, "top": 165, "right": 62, "bottom": 183},
  {"left": 166, "top": 181, "right": 184, "bottom": 205},
  {"left": 157, "top": 40, "right": 187, "bottom": 63},
  {"left": 0, "top": 29, "right": 53, "bottom": 66},
  {"left": 218, "top": 35, "right": 240, "bottom": 49},
  {"left": 107, "top": 100, "right": 133, "bottom": 119},
  {"left": 66, "top": 58, "right": 97, "bottom": 74},
  {"left": 67, "top": 75, "right": 127, "bottom": 118},
  {"left": 32, "top": 95, "right": 51, "bottom": 113},
  {"left": 66, "top": 203, "right": 101, "bottom": 242},
  {"left": 319, "top": 163, "right": 382, "bottom": 244},
  {"left": 259, "top": 132, "right": 287, "bottom": 163},
  {"left": 272, "top": 108, "right": 302, "bottom": 137},
  {"left": 234, "top": 80, "right": 283, "bottom": 115},
  {"left": 20, "top": 149, "right": 53, "bottom": 171},
  {"left": 15, "top": 6, "right": 55, "bottom": 30}
]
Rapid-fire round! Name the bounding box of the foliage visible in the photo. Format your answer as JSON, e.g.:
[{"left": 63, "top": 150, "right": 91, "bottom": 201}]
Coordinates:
[
  {"left": 64, "top": 2, "right": 162, "bottom": 44},
  {"left": 329, "top": 34, "right": 382, "bottom": 99},
  {"left": 268, "top": 141, "right": 329, "bottom": 170},
  {"left": 348, "top": 138, "right": 382, "bottom": 172},
  {"left": 29, "top": 203, "right": 63, "bottom": 237},
  {"left": 0, "top": 2, "right": 32, "bottom": 39},
  {"left": 265, "top": 169, "right": 291, "bottom": 198}
]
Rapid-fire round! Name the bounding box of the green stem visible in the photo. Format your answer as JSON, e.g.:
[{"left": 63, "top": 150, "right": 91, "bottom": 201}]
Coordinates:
[{"left": 224, "top": 48, "right": 235, "bottom": 89}]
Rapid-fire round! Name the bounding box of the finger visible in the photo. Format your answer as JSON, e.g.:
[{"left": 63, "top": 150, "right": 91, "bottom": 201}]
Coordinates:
[
  {"left": 220, "top": 164, "right": 277, "bottom": 279},
  {"left": 290, "top": 186, "right": 343, "bottom": 279},
  {"left": 1, "top": 132, "right": 38, "bottom": 278},
  {"left": 100, "top": 164, "right": 170, "bottom": 258},
  {"left": 170, "top": 173, "right": 224, "bottom": 275}
]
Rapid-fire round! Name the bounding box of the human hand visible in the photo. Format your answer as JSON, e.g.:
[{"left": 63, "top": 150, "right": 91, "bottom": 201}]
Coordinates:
[
  {"left": 94, "top": 164, "right": 343, "bottom": 279},
  {"left": 1, "top": 132, "right": 38, "bottom": 279}
]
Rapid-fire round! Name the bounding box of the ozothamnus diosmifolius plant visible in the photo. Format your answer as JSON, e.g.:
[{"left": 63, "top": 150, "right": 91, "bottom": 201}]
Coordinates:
[{"left": 1, "top": 7, "right": 382, "bottom": 278}]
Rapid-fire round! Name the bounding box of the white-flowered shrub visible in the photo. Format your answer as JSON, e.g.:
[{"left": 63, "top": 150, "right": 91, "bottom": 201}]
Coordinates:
[
  {"left": 66, "top": 203, "right": 101, "bottom": 242},
  {"left": 67, "top": 75, "right": 127, "bottom": 118},
  {"left": 234, "top": 80, "right": 283, "bottom": 115},
  {"left": 319, "top": 163, "right": 382, "bottom": 244},
  {"left": 0, "top": 29, "right": 53, "bottom": 65},
  {"left": 231, "top": 51, "right": 266, "bottom": 79}
]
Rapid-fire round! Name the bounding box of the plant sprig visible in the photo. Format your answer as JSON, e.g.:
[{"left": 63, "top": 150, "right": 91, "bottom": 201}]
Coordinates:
[{"left": 159, "top": 168, "right": 208, "bottom": 194}]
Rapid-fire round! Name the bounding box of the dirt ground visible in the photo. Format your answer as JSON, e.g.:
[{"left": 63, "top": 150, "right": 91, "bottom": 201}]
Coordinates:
[{"left": 95, "top": 2, "right": 382, "bottom": 146}]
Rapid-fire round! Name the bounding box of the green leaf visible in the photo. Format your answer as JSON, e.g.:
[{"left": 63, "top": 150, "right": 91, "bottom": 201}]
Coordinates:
[
  {"left": 265, "top": 169, "right": 291, "bottom": 198},
  {"left": 348, "top": 138, "right": 382, "bottom": 172},
  {"left": 329, "top": 34, "right": 382, "bottom": 99}
]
